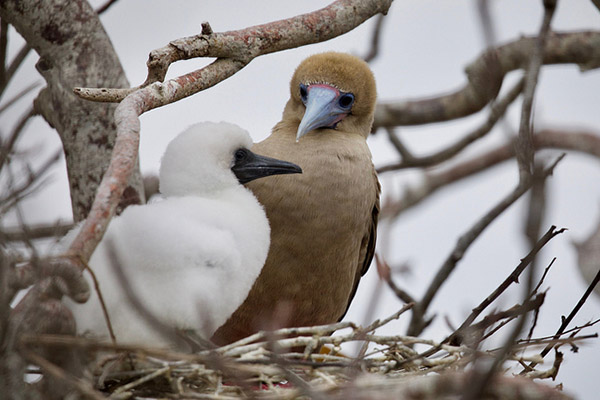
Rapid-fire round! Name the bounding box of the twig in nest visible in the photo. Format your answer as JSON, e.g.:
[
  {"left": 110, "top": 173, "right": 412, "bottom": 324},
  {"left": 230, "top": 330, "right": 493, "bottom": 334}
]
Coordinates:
[
  {"left": 449, "top": 229, "right": 563, "bottom": 346},
  {"left": 523, "top": 265, "right": 600, "bottom": 372}
]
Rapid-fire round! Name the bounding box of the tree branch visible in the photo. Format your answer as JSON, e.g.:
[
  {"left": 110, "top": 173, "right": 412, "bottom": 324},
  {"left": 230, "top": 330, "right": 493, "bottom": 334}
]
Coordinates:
[
  {"left": 382, "top": 77, "right": 524, "bottom": 169},
  {"left": 373, "top": 31, "right": 600, "bottom": 129},
  {"left": 515, "top": 0, "right": 557, "bottom": 181},
  {"left": 380, "top": 128, "right": 600, "bottom": 219},
  {"left": 74, "top": 0, "right": 394, "bottom": 102}
]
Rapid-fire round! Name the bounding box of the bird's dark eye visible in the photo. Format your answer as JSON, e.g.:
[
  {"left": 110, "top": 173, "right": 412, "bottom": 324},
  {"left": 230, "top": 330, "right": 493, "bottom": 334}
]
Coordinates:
[
  {"left": 299, "top": 84, "right": 308, "bottom": 102},
  {"left": 234, "top": 148, "right": 248, "bottom": 162},
  {"left": 338, "top": 93, "right": 355, "bottom": 109}
]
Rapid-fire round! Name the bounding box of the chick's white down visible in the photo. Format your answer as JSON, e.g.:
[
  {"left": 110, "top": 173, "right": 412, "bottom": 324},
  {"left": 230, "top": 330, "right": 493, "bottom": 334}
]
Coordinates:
[{"left": 65, "top": 122, "right": 271, "bottom": 348}]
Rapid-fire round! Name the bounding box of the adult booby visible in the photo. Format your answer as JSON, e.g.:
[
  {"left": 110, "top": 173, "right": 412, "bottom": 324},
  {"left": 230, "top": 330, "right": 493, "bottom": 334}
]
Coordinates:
[
  {"left": 66, "top": 122, "right": 301, "bottom": 348},
  {"left": 213, "top": 52, "right": 380, "bottom": 344}
]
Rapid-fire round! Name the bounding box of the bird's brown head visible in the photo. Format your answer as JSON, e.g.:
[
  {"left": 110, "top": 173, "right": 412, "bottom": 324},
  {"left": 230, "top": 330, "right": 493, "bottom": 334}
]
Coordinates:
[{"left": 286, "top": 52, "right": 377, "bottom": 141}]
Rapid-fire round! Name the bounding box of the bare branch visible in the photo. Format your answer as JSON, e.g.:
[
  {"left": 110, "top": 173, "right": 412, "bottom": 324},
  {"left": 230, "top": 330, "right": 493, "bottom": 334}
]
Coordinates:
[
  {"left": 373, "top": 31, "right": 600, "bottom": 129},
  {"left": 95, "top": 0, "right": 120, "bottom": 15},
  {"left": 0, "top": 222, "right": 73, "bottom": 242},
  {"left": 375, "top": 254, "right": 416, "bottom": 304},
  {"left": 476, "top": 0, "right": 497, "bottom": 48},
  {"left": 515, "top": 0, "right": 557, "bottom": 180},
  {"left": 0, "top": 150, "right": 60, "bottom": 217},
  {"left": 0, "top": 43, "right": 32, "bottom": 98},
  {"left": 74, "top": 0, "right": 394, "bottom": 102},
  {"left": 380, "top": 128, "right": 600, "bottom": 219},
  {"left": 524, "top": 264, "right": 600, "bottom": 372},
  {"left": 0, "top": 106, "right": 36, "bottom": 170},
  {"left": 448, "top": 227, "right": 565, "bottom": 346},
  {"left": 0, "top": 82, "right": 40, "bottom": 115},
  {"left": 406, "top": 156, "right": 565, "bottom": 337},
  {"left": 363, "top": 13, "right": 386, "bottom": 63},
  {"left": 0, "top": 19, "right": 7, "bottom": 86},
  {"left": 382, "top": 77, "right": 524, "bottom": 170}
]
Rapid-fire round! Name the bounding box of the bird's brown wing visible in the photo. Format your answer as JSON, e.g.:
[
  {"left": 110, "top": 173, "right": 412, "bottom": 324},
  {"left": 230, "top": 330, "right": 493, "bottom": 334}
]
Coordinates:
[{"left": 338, "top": 175, "right": 380, "bottom": 321}]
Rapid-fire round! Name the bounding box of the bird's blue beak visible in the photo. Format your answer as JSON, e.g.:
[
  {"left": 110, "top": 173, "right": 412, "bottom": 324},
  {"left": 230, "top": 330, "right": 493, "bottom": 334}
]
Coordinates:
[{"left": 296, "top": 84, "right": 354, "bottom": 142}]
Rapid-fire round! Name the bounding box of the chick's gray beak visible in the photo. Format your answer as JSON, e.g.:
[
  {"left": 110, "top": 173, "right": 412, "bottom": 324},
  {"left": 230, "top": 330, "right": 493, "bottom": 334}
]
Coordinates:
[{"left": 232, "top": 149, "right": 302, "bottom": 184}]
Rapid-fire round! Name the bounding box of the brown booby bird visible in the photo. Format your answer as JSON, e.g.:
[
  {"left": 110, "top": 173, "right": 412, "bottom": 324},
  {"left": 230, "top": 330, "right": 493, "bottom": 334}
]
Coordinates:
[{"left": 212, "top": 52, "right": 380, "bottom": 345}]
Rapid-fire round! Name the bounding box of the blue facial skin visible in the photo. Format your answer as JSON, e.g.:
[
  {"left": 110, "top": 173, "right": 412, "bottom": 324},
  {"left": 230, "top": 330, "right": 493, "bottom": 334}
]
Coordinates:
[{"left": 296, "top": 83, "right": 355, "bottom": 141}]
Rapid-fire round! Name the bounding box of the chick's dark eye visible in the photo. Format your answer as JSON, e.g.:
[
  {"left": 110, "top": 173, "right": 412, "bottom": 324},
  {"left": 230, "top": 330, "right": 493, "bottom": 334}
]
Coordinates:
[
  {"left": 234, "top": 148, "right": 248, "bottom": 162},
  {"left": 338, "top": 93, "right": 355, "bottom": 109},
  {"left": 299, "top": 84, "right": 308, "bottom": 102}
]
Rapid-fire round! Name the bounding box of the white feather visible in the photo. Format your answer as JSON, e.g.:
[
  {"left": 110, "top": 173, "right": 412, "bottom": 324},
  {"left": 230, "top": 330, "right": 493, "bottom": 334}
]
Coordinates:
[{"left": 64, "top": 122, "right": 270, "bottom": 348}]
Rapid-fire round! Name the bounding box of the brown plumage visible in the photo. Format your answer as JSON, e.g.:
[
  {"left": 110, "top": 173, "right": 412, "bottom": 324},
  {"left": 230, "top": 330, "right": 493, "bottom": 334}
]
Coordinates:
[{"left": 212, "top": 52, "right": 380, "bottom": 345}]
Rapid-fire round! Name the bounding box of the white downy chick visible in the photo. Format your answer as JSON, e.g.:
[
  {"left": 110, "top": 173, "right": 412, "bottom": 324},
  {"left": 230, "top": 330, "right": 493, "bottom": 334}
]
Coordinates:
[{"left": 65, "top": 122, "right": 301, "bottom": 348}]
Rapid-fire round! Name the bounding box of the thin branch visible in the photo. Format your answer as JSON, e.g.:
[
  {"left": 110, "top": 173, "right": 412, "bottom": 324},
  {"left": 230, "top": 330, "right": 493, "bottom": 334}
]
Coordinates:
[
  {"left": 382, "top": 77, "right": 524, "bottom": 169},
  {"left": 0, "top": 81, "right": 40, "bottom": 114},
  {"left": 406, "top": 156, "right": 564, "bottom": 337},
  {"left": 0, "top": 150, "right": 61, "bottom": 216},
  {"left": 448, "top": 227, "right": 564, "bottom": 346},
  {"left": 476, "top": 0, "right": 497, "bottom": 48},
  {"left": 0, "top": 43, "right": 32, "bottom": 99},
  {"left": 375, "top": 254, "right": 416, "bottom": 304},
  {"left": 384, "top": 128, "right": 414, "bottom": 161},
  {"left": 0, "top": 19, "right": 8, "bottom": 86},
  {"left": 0, "top": 106, "right": 36, "bottom": 169},
  {"left": 524, "top": 264, "right": 600, "bottom": 372},
  {"left": 95, "top": 0, "right": 120, "bottom": 14},
  {"left": 363, "top": 13, "right": 386, "bottom": 63},
  {"left": 0, "top": 222, "right": 73, "bottom": 242},
  {"left": 373, "top": 31, "right": 600, "bottom": 129},
  {"left": 515, "top": 0, "right": 557, "bottom": 180},
  {"left": 380, "top": 128, "right": 600, "bottom": 219}
]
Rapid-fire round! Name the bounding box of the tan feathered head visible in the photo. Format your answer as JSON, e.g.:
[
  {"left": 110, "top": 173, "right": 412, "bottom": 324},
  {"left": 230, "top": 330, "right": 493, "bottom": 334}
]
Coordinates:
[{"left": 285, "top": 52, "right": 377, "bottom": 140}]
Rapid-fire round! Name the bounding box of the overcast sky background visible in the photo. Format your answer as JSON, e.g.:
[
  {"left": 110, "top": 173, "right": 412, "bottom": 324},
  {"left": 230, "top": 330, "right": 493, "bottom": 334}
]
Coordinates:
[{"left": 3, "top": 1, "right": 600, "bottom": 398}]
